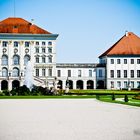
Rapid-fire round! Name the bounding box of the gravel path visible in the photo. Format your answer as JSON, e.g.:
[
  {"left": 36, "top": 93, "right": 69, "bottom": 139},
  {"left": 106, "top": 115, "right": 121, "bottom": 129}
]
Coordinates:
[{"left": 0, "top": 99, "right": 140, "bottom": 140}]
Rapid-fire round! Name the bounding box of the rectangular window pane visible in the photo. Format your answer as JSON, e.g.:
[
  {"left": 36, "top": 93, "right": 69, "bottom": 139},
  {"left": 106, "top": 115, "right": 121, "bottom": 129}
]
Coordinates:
[
  {"left": 42, "top": 69, "right": 45, "bottom": 76},
  {"left": 57, "top": 70, "right": 61, "bottom": 77},
  {"left": 131, "top": 81, "right": 134, "bottom": 88},
  {"left": 117, "top": 59, "right": 120, "bottom": 64},
  {"left": 68, "top": 70, "right": 71, "bottom": 77},
  {"left": 99, "top": 69, "right": 102, "bottom": 77},
  {"left": 48, "top": 69, "right": 52, "bottom": 77},
  {"left": 124, "top": 81, "right": 127, "bottom": 88},
  {"left": 110, "top": 70, "right": 114, "bottom": 78},
  {"left": 42, "top": 48, "right": 46, "bottom": 53},
  {"left": 78, "top": 70, "right": 81, "bottom": 77},
  {"left": 124, "top": 70, "right": 127, "bottom": 78},
  {"left": 117, "top": 81, "right": 121, "bottom": 89},
  {"left": 137, "top": 82, "right": 140, "bottom": 88},
  {"left": 117, "top": 70, "right": 121, "bottom": 78},
  {"left": 131, "top": 70, "right": 134, "bottom": 78},
  {"left": 137, "top": 70, "right": 140, "bottom": 78},
  {"left": 89, "top": 70, "right": 92, "bottom": 77},
  {"left": 137, "top": 59, "right": 140, "bottom": 64},
  {"left": 36, "top": 69, "right": 39, "bottom": 76},
  {"left": 131, "top": 59, "right": 134, "bottom": 64},
  {"left": 124, "top": 59, "right": 127, "bottom": 64},
  {"left": 110, "top": 59, "right": 114, "bottom": 64}
]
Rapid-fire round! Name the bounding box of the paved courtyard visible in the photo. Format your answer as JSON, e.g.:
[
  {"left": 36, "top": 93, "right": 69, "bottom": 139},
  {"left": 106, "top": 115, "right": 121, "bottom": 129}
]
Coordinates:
[{"left": 0, "top": 99, "right": 140, "bottom": 140}]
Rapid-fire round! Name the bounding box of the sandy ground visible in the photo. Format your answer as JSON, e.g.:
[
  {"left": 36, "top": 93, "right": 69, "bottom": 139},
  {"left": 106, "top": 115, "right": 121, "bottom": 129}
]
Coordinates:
[{"left": 0, "top": 99, "right": 140, "bottom": 140}]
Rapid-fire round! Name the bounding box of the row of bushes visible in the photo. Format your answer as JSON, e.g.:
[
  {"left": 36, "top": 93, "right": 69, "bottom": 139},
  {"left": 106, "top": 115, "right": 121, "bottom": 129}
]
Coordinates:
[
  {"left": 96, "top": 94, "right": 129, "bottom": 102},
  {"left": 0, "top": 85, "right": 59, "bottom": 96}
]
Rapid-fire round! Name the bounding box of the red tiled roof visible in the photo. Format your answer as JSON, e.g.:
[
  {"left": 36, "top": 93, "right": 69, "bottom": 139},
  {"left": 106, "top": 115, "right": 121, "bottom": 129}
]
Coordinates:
[
  {"left": 0, "top": 17, "right": 51, "bottom": 34},
  {"left": 99, "top": 32, "right": 140, "bottom": 57}
]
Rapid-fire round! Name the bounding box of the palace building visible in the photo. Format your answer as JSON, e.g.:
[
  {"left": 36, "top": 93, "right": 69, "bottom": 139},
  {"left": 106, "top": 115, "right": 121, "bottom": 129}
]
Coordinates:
[{"left": 0, "top": 17, "right": 140, "bottom": 90}]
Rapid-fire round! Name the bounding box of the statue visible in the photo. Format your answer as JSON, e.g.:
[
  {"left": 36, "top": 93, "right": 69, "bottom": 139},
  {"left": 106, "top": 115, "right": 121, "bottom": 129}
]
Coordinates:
[{"left": 65, "top": 77, "right": 69, "bottom": 93}]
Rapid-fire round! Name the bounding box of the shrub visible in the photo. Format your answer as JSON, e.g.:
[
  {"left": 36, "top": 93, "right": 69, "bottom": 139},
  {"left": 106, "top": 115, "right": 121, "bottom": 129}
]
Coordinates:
[
  {"left": 96, "top": 94, "right": 100, "bottom": 100},
  {"left": 2, "top": 90, "right": 10, "bottom": 96},
  {"left": 112, "top": 94, "right": 115, "bottom": 101},
  {"left": 124, "top": 94, "right": 129, "bottom": 102}
]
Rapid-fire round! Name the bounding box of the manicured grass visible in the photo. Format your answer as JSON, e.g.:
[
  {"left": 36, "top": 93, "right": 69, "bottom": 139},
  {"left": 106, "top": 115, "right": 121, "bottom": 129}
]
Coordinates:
[
  {"left": 0, "top": 95, "right": 96, "bottom": 99},
  {"left": 98, "top": 96, "right": 140, "bottom": 107},
  {"left": 69, "top": 89, "right": 139, "bottom": 94}
]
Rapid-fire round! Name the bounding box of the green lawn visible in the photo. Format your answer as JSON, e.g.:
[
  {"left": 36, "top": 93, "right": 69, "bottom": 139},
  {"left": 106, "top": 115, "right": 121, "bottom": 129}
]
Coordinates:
[
  {"left": 98, "top": 96, "right": 140, "bottom": 107},
  {"left": 0, "top": 95, "right": 96, "bottom": 99},
  {"left": 69, "top": 89, "right": 139, "bottom": 94}
]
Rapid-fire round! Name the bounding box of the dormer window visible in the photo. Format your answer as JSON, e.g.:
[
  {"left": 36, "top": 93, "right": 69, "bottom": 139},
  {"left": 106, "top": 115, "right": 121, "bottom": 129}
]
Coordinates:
[
  {"left": 48, "top": 41, "right": 52, "bottom": 45},
  {"left": 25, "top": 42, "right": 29, "bottom": 47},
  {"left": 42, "top": 42, "right": 46, "bottom": 46},
  {"left": 36, "top": 42, "right": 39, "bottom": 46},
  {"left": 14, "top": 41, "right": 18, "bottom": 47},
  {"left": 2, "top": 41, "right": 8, "bottom": 47}
]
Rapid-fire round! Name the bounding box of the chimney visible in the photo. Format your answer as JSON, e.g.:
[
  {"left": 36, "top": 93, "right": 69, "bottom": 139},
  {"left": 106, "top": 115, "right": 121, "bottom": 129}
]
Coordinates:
[{"left": 125, "top": 31, "right": 129, "bottom": 37}]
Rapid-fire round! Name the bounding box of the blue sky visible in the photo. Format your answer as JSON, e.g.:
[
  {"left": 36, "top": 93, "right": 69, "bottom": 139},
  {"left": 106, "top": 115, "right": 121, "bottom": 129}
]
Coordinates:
[{"left": 0, "top": 0, "right": 140, "bottom": 63}]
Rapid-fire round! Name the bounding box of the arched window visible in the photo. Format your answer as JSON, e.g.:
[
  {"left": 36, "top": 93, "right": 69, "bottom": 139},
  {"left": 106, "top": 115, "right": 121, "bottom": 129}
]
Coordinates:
[
  {"left": 2, "top": 55, "right": 8, "bottom": 65},
  {"left": 42, "top": 56, "right": 46, "bottom": 63},
  {"left": 13, "top": 55, "right": 20, "bottom": 65},
  {"left": 24, "top": 55, "right": 30, "bottom": 65},
  {"left": 48, "top": 41, "right": 52, "bottom": 45},
  {"left": 12, "top": 67, "right": 19, "bottom": 77},
  {"left": 2, "top": 67, "right": 8, "bottom": 77},
  {"left": 48, "top": 56, "right": 52, "bottom": 63},
  {"left": 14, "top": 41, "right": 18, "bottom": 47}
]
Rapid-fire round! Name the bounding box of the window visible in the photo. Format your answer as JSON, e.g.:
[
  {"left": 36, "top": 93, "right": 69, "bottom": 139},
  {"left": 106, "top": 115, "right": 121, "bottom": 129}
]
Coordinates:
[
  {"left": 117, "top": 70, "right": 121, "bottom": 78},
  {"left": 110, "top": 59, "right": 114, "bottom": 64},
  {"left": 36, "top": 69, "right": 39, "bottom": 76},
  {"left": 137, "top": 70, "right": 140, "bottom": 78},
  {"left": 13, "top": 55, "right": 20, "bottom": 65},
  {"left": 42, "top": 48, "right": 46, "bottom": 53},
  {"left": 131, "top": 59, "right": 134, "bottom": 64},
  {"left": 131, "top": 81, "right": 134, "bottom": 88},
  {"left": 117, "top": 59, "right": 120, "bottom": 64},
  {"left": 111, "top": 81, "right": 114, "bottom": 88},
  {"left": 48, "top": 69, "right": 52, "bottom": 77},
  {"left": 137, "top": 59, "right": 140, "bottom": 64},
  {"left": 42, "top": 42, "right": 46, "bottom": 46},
  {"left": 137, "top": 81, "right": 140, "bottom": 88},
  {"left": 25, "top": 42, "right": 29, "bottom": 47},
  {"left": 57, "top": 70, "right": 61, "bottom": 77},
  {"left": 131, "top": 70, "right": 134, "bottom": 78},
  {"left": 48, "top": 41, "right": 52, "bottom": 45},
  {"left": 14, "top": 41, "right": 18, "bottom": 47},
  {"left": 36, "top": 48, "right": 39, "bottom": 53},
  {"left": 110, "top": 70, "right": 114, "bottom": 78},
  {"left": 2, "top": 67, "right": 8, "bottom": 77},
  {"left": 117, "top": 81, "right": 121, "bottom": 89},
  {"left": 2, "top": 55, "right": 8, "bottom": 65},
  {"left": 68, "top": 70, "right": 71, "bottom": 77},
  {"left": 36, "top": 57, "right": 39, "bottom": 63},
  {"left": 48, "top": 56, "right": 52, "bottom": 63},
  {"left": 2, "top": 41, "right": 8, "bottom": 47},
  {"left": 99, "top": 69, "right": 103, "bottom": 77},
  {"left": 24, "top": 55, "right": 30, "bottom": 65},
  {"left": 124, "top": 81, "right": 127, "bottom": 88},
  {"left": 36, "top": 42, "right": 39, "bottom": 46},
  {"left": 42, "top": 69, "right": 46, "bottom": 76},
  {"left": 124, "top": 59, "right": 127, "bottom": 64},
  {"left": 12, "top": 67, "right": 19, "bottom": 77},
  {"left": 124, "top": 70, "right": 127, "bottom": 78},
  {"left": 78, "top": 70, "right": 82, "bottom": 77},
  {"left": 42, "top": 56, "right": 46, "bottom": 63},
  {"left": 89, "top": 70, "right": 92, "bottom": 77},
  {"left": 48, "top": 48, "right": 52, "bottom": 53}
]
